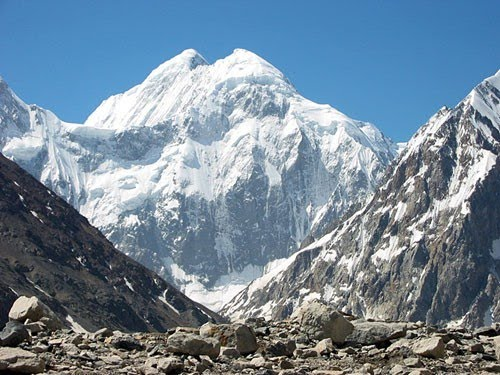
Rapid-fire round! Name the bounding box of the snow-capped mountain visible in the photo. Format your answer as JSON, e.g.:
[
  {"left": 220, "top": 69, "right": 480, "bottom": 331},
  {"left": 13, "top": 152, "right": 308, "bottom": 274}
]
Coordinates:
[
  {"left": 0, "top": 49, "right": 397, "bottom": 310},
  {"left": 224, "top": 70, "right": 500, "bottom": 328}
]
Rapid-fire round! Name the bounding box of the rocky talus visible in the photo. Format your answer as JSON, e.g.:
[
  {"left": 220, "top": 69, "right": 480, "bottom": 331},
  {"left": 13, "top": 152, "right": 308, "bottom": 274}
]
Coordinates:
[{"left": 1, "top": 299, "right": 500, "bottom": 374}]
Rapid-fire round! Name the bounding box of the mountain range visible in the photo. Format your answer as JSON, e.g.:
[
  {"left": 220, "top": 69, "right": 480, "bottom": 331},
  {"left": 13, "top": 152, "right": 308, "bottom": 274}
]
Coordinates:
[
  {"left": 1, "top": 48, "right": 498, "bottom": 329},
  {"left": 0, "top": 49, "right": 397, "bottom": 311},
  {"left": 224, "top": 70, "right": 500, "bottom": 329}
]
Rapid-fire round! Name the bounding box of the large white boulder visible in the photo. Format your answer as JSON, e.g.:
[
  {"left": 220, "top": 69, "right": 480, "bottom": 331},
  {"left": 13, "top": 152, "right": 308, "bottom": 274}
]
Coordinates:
[
  {"left": 291, "top": 300, "right": 353, "bottom": 344},
  {"left": 8, "top": 296, "right": 62, "bottom": 331}
]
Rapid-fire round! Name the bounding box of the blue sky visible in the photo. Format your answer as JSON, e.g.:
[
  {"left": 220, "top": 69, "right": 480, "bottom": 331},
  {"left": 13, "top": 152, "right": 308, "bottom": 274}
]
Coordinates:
[{"left": 0, "top": 1, "right": 498, "bottom": 141}]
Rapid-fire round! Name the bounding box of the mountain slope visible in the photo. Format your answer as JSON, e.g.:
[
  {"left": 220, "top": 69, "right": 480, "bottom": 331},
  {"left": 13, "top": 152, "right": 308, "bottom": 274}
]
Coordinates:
[
  {"left": 0, "top": 152, "right": 220, "bottom": 331},
  {"left": 224, "top": 70, "right": 500, "bottom": 328},
  {"left": 0, "top": 50, "right": 397, "bottom": 310}
]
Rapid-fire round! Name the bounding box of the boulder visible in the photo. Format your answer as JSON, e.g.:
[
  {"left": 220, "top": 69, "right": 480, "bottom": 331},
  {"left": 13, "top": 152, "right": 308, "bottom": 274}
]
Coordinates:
[
  {"left": 291, "top": 300, "right": 353, "bottom": 343},
  {"left": 8, "top": 296, "right": 62, "bottom": 331},
  {"left": 494, "top": 336, "right": 500, "bottom": 361},
  {"left": 0, "top": 321, "right": 30, "bottom": 347},
  {"left": 266, "top": 339, "right": 296, "bottom": 357},
  {"left": 24, "top": 321, "right": 46, "bottom": 335},
  {"left": 157, "top": 357, "right": 184, "bottom": 374},
  {"left": 0, "top": 347, "right": 45, "bottom": 373},
  {"left": 347, "top": 321, "right": 407, "bottom": 345},
  {"left": 93, "top": 327, "right": 113, "bottom": 340},
  {"left": 314, "top": 338, "right": 334, "bottom": 354},
  {"left": 166, "top": 332, "right": 220, "bottom": 359},
  {"left": 200, "top": 322, "right": 257, "bottom": 355},
  {"left": 109, "top": 335, "right": 144, "bottom": 351},
  {"left": 412, "top": 337, "right": 445, "bottom": 359},
  {"left": 473, "top": 326, "right": 498, "bottom": 337},
  {"left": 219, "top": 346, "right": 241, "bottom": 358}
]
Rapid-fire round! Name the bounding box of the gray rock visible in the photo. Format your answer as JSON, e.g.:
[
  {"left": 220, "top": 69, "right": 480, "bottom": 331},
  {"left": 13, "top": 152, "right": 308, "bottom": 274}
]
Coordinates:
[
  {"left": 38, "top": 315, "right": 63, "bottom": 331},
  {"left": 408, "top": 370, "right": 432, "bottom": 375},
  {"left": 390, "top": 364, "right": 406, "bottom": 375},
  {"left": 481, "top": 363, "right": 500, "bottom": 373},
  {"left": 166, "top": 332, "right": 220, "bottom": 359},
  {"left": 200, "top": 322, "right": 257, "bottom": 354},
  {"left": 280, "top": 359, "right": 295, "bottom": 369},
  {"left": 403, "top": 357, "right": 423, "bottom": 367},
  {"left": 314, "top": 338, "right": 334, "bottom": 354},
  {"left": 469, "top": 342, "right": 484, "bottom": 353},
  {"left": 245, "top": 356, "right": 274, "bottom": 370},
  {"left": 0, "top": 347, "right": 45, "bottom": 373},
  {"left": 93, "top": 327, "right": 114, "bottom": 339},
  {"left": 110, "top": 335, "right": 144, "bottom": 351},
  {"left": 291, "top": 300, "right": 353, "bottom": 343},
  {"left": 156, "top": 357, "right": 184, "bottom": 374},
  {"left": 9, "top": 297, "right": 47, "bottom": 322},
  {"left": 412, "top": 337, "right": 445, "bottom": 359},
  {"left": 266, "top": 339, "right": 296, "bottom": 357},
  {"left": 24, "top": 321, "right": 46, "bottom": 335},
  {"left": 347, "top": 321, "right": 407, "bottom": 345},
  {"left": 494, "top": 336, "right": 500, "bottom": 361},
  {"left": 0, "top": 321, "right": 30, "bottom": 347},
  {"left": 219, "top": 346, "right": 241, "bottom": 358},
  {"left": 474, "top": 326, "right": 498, "bottom": 337},
  {"left": 8, "top": 296, "right": 62, "bottom": 331},
  {"left": 295, "top": 348, "right": 319, "bottom": 358}
]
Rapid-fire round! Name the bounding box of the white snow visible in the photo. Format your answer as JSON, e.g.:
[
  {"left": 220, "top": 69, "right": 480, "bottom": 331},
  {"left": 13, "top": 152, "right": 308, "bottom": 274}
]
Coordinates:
[
  {"left": 26, "top": 278, "right": 51, "bottom": 298},
  {"left": 76, "top": 256, "right": 86, "bottom": 267},
  {"left": 0, "top": 48, "right": 397, "bottom": 312},
  {"left": 30, "top": 210, "right": 44, "bottom": 223},
  {"left": 123, "top": 277, "right": 135, "bottom": 292},
  {"left": 158, "top": 290, "right": 180, "bottom": 315},
  {"left": 446, "top": 316, "right": 466, "bottom": 329},
  {"left": 65, "top": 315, "right": 88, "bottom": 333},
  {"left": 163, "top": 256, "right": 264, "bottom": 312}
]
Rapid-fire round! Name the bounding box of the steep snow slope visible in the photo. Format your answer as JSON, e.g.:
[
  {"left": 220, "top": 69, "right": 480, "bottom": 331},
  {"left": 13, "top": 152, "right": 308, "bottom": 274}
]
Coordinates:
[
  {"left": 0, "top": 50, "right": 397, "bottom": 310},
  {"left": 224, "top": 70, "right": 500, "bottom": 328}
]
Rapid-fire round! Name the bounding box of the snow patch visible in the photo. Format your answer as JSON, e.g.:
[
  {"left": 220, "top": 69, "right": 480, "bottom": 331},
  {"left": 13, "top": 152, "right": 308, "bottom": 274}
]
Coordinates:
[
  {"left": 124, "top": 277, "right": 135, "bottom": 292},
  {"left": 66, "top": 315, "right": 88, "bottom": 333},
  {"left": 158, "top": 290, "right": 180, "bottom": 315}
]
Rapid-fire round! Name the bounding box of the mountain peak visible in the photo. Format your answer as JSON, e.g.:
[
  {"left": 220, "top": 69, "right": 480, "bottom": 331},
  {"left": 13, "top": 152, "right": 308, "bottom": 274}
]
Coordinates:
[
  {"left": 175, "top": 48, "right": 208, "bottom": 67},
  {"left": 146, "top": 49, "right": 208, "bottom": 81},
  {"left": 229, "top": 48, "right": 265, "bottom": 61}
]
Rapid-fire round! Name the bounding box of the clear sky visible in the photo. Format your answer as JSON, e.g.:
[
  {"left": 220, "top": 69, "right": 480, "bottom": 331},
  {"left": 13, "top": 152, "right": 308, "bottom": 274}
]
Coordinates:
[{"left": 0, "top": 1, "right": 498, "bottom": 141}]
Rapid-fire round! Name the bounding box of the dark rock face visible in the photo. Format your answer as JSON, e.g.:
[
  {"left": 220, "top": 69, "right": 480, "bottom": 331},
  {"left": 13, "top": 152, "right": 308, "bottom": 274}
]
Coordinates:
[
  {"left": 225, "top": 71, "right": 500, "bottom": 329},
  {"left": 0, "top": 321, "right": 30, "bottom": 347},
  {"left": 0, "top": 153, "right": 221, "bottom": 332}
]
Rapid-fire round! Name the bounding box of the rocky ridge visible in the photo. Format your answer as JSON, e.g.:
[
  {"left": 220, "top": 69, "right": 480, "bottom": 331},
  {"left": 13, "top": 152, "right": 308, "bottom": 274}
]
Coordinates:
[
  {"left": 1, "top": 299, "right": 500, "bottom": 374},
  {"left": 224, "top": 70, "right": 500, "bottom": 328}
]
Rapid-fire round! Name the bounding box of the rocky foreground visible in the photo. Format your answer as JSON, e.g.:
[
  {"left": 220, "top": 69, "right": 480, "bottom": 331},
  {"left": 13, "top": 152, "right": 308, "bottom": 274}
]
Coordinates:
[{"left": 1, "top": 299, "right": 500, "bottom": 374}]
